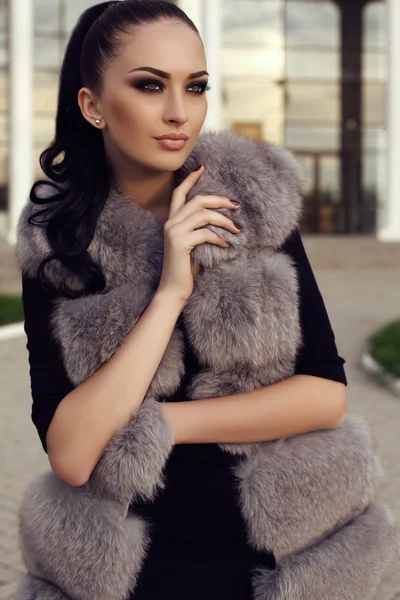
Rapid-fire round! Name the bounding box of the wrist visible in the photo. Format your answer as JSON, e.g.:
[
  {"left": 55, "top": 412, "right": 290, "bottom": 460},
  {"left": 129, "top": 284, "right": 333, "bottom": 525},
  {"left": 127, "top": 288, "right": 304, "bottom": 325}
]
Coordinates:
[
  {"left": 161, "top": 402, "right": 187, "bottom": 445},
  {"left": 154, "top": 287, "right": 187, "bottom": 312}
]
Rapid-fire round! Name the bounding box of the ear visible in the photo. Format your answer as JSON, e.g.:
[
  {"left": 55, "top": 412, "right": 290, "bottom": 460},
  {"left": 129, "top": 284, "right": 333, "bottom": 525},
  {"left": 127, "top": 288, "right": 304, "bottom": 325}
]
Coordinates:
[{"left": 77, "top": 87, "right": 105, "bottom": 129}]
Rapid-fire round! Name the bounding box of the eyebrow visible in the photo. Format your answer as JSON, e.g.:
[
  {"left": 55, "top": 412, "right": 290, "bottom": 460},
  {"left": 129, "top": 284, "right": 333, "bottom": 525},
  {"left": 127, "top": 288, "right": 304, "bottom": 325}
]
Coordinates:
[{"left": 128, "top": 66, "right": 209, "bottom": 79}]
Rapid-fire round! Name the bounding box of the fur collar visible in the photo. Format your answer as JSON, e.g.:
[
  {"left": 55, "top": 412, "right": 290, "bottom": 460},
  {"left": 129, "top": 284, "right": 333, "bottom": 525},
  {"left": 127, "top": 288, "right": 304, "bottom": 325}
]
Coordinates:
[{"left": 17, "top": 130, "right": 304, "bottom": 285}]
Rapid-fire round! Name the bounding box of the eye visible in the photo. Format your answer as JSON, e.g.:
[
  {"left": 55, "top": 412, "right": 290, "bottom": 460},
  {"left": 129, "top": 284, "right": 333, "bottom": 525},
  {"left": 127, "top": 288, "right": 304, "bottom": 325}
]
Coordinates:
[
  {"left": 131, "top": 79, "right": 212, "bottom": 94},
  {"left": 144, "top": 81, "right": 162, "bottom": 92},
  {"left": 132, "top": 79, "right": 164, "bottom": 92},
  {"left": 188, "top": 82, "right": 212, "bottom": 94}
]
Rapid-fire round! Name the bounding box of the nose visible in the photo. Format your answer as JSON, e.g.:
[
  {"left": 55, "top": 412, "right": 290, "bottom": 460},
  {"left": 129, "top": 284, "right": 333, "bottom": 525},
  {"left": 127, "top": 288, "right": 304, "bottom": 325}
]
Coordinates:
[{"left": 162, "top": 89, "right": 189, "bottom": 126}]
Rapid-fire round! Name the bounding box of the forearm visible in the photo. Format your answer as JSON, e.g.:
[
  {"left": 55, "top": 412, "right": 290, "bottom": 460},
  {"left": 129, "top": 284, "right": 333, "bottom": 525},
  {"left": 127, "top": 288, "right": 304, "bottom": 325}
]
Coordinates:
[
  {"left": 48, "top": 289, "right": 185, "bottom": 486},
  {"left": 163, "top": 375, "right": 347, "bottom": 445}
]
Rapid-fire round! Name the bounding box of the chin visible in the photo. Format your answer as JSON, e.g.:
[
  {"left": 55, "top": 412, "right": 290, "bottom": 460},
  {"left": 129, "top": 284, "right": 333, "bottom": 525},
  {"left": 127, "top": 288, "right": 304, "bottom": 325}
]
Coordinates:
[{"left": 153, "top": 156, "right": 190, "bottom": 174}]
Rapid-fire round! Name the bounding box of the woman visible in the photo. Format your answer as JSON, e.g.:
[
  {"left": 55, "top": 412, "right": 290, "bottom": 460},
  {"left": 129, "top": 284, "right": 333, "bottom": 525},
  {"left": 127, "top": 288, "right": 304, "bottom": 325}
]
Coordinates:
[{"left": 20, "top": 1, "right": 349, "bottom": 598}]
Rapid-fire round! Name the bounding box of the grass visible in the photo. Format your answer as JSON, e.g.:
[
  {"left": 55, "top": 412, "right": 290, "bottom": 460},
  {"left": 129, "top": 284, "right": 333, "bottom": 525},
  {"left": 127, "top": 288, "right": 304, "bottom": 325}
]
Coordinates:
[
  {"left": 370, "top": 319, "right": 400, "bottom": 379},
  {"left": 0, "top": 293, "right": 24, "bottom": 326}
]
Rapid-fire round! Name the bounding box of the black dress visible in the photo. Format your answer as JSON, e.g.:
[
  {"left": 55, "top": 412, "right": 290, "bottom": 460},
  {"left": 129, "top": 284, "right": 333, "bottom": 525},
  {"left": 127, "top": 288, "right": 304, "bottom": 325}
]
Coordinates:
[{"left": 21, "top": 228, "right": 347, "bottom": 600}]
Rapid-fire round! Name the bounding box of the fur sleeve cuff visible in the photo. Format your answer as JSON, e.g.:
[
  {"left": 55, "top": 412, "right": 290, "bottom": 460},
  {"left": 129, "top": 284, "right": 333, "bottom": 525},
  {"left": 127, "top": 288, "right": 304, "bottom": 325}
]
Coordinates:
[{"left": 89, "top": 397, "right": 175, "bottom": 505}]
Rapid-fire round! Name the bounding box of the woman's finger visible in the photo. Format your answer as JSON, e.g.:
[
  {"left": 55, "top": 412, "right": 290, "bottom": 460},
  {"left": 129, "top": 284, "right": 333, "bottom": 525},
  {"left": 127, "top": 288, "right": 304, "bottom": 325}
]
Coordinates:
[{"left": 169, "top": 165, "right": 204, "bottom": 218}]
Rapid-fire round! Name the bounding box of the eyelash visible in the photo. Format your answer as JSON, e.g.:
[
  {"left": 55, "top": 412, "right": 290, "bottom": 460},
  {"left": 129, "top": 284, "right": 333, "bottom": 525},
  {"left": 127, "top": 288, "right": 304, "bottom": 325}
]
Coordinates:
[{"left": 132, "top": 79, "right": 212, "bottom": 95}]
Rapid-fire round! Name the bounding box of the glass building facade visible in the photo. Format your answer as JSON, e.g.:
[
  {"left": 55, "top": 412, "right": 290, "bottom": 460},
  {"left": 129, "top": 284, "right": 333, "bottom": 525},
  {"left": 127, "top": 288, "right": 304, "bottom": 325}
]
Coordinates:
[
  {"left": 0, "top": 0, "right": 390, "bottom": 236},
  {"left": 218, "top": 0, "right": 387, "bottom": 234}
]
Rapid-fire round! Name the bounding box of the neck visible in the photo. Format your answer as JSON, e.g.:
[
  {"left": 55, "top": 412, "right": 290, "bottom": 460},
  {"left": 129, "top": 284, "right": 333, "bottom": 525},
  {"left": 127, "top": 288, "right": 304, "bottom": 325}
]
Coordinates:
[{"left": 109, "top": 160, "right": 176, "bottom": 223}]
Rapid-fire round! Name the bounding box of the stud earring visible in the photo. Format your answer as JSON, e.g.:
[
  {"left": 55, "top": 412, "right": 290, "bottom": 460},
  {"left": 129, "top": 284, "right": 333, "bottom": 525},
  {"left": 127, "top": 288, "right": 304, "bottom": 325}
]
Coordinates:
[{"left": 95, "top": 119, "right": 101, "bottom": 126}]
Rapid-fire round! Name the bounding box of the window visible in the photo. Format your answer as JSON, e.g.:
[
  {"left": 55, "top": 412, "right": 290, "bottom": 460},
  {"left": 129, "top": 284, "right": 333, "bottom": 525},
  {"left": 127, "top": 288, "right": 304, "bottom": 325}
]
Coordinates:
[
  {"left": 363, "top": 51, "right": 387, "bottom": 82},
  {"left": 0, "top": 112, "right": 7, "bottom": 141},
  {"left": 222, "top": 0, "right": 285, "bottom": 79},
  {"left": 34, "top": 37, "right": 61, "bottom": 68},
  {"left": 286, "top": 82, "right": 340, "bottom": 124},
  {"left": 34, "top": 0, "right": 60, "bottom": 34},
  {"left": 319, "top": 156, "right": 340, "bottom": 204},
  {"left": 34, "top": 116, "right": 56, "bottom": 145},
  {"left": 286, "top": 1, "right": 340, "bottom": 49},
  {"left": 0, "top": 68, "right": 7, "bottom": 112},
  {"left": 222, "top": 78, "right": 284, "bottom": 144},
  {"left": 284, "top": 2, "right": 341, "bottom": 162},
  {"left": 222, "top": 0, "right": 285, "bottom": 143},
  {"left": 0, "top": 0, "right": 7, "bottom": 31},
  {"left": 286, "top": 49, "right": 340, "bottom": 80},
  {"left": 364, "top": 1, "right": 387, "bottom": 50},
  {"left": 223, "top": 1, "right": 284, "bottom": 48},
  {"left": 363, "top": 83, "right": 386, "bottom": 124},
  {"left": 362, "top": 0, "right": 387, "bottom": 180},
  {"left": 0, "top": 31, "right": 7, "bottom": 67},
  {"left": 363, "top": 126, "right": 387, "bottom": 152},
  {"left": 223, "top": 45, "right": 284, "bottom": 79},
  {"left": 286, "top": 125, "right": 339, "bottom": 151},
  {"left": 34, "top": 71, "right": 59, "bottom": 116}
]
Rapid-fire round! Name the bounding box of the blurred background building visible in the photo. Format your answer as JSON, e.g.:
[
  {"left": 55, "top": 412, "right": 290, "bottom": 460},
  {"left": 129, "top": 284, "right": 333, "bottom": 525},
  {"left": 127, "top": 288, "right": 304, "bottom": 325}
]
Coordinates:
[{"left": 1, "top": 0, "right": 399, "bottom": 243}]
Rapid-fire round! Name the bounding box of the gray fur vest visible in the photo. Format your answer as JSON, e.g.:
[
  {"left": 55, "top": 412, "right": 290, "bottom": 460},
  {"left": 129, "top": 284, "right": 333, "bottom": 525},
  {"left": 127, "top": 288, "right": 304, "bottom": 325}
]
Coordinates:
[{"left": 15, "top": 131, "right": 400, "bottom": 600}]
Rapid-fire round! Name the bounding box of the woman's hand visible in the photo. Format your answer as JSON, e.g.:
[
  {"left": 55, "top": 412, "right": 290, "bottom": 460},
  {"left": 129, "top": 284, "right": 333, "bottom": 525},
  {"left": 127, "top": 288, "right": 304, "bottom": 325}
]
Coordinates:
[{"left": 157, "top": 165, "right": 242, "bottom": 304}]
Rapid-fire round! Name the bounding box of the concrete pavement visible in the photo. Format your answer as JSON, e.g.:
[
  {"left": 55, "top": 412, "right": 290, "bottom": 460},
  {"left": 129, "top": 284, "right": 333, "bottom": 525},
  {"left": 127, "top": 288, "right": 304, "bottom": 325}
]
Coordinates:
[{"left": 1, "top": 248, "right": 400, "bottom": 598}]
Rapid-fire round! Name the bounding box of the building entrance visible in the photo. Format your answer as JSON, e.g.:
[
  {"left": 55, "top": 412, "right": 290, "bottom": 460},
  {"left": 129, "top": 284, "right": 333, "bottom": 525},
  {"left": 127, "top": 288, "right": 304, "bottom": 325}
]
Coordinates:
[{"left": 293, "top": 148, "right": 377, "bottom": 235}]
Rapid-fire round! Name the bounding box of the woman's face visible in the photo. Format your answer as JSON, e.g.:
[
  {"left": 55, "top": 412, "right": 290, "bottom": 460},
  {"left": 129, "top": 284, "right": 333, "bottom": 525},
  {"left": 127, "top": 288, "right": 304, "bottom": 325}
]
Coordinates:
[{"left": 79, "top": 19, "right": 209, "bottom": 174}]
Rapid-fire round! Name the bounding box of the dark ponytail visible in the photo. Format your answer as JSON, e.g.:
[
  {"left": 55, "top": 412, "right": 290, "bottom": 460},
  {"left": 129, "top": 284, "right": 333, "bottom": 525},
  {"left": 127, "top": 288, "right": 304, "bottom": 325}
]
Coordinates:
[{"left": 28, "top": 0, "right": 200, "bottom": 298}]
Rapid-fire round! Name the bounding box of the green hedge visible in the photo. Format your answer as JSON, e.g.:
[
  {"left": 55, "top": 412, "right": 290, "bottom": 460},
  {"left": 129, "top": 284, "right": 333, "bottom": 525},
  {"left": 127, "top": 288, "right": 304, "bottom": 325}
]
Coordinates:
[
  {"left": 370, "top": 320, "right": 400, "bottom": 379},
  {"left": 0, "top": 294, "right": 24, "bottom": 326}
]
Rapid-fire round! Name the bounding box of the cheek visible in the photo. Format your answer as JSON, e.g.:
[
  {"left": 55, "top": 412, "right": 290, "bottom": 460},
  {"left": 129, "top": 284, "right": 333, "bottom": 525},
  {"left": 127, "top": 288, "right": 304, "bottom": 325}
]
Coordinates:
[
  {"left": 190, "top": 99, "right": 208, "bottom": 131},
  {"left": 106, "top": 92, "right": 156, "bottom": 134}
]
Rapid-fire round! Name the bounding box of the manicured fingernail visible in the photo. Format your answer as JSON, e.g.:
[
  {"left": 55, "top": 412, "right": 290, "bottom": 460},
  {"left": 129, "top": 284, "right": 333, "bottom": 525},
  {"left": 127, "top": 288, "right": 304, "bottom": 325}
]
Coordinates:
[
  {"left": 231, "top": 200, "right": 240, "bottom": 205},
  {"left": 193, "top": 164, "right": 203, "bottom": 172}
]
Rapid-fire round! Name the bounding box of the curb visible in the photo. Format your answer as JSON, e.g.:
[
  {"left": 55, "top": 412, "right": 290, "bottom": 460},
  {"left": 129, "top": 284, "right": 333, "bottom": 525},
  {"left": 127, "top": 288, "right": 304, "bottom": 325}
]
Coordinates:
[
  {"left": 0, "top": 321, "right": 25, "bottom": 341},
  {"left": 361, "top": 351, "right": 400, "bottom": 399}
]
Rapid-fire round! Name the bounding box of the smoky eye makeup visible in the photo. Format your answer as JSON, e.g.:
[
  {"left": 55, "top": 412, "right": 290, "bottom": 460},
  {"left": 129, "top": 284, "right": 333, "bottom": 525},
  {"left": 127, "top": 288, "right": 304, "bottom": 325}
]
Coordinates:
[{"left": 130, "top": 78, "right": 211, "bottom": 94}]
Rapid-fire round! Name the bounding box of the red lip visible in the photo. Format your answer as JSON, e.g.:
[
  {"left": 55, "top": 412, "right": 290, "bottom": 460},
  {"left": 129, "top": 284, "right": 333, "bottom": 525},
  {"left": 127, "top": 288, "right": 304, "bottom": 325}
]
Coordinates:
[{"left": 155, "top": 133, "right": 189, "bottom": 141}]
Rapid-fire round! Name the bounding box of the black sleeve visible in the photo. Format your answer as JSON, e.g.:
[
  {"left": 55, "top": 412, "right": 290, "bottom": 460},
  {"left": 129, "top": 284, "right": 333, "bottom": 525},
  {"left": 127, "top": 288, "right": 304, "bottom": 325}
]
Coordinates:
[
  {"left": 279, "top": 228, "right": 347, "bottom": 386},
  {"left": 22, "top": 274, "right": 75, "bottom": 454}
]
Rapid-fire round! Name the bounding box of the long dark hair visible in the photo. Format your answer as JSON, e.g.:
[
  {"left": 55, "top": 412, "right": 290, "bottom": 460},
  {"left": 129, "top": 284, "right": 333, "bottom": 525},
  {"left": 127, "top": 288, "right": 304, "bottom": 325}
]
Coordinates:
[{"left": 28, "top": 0, "right": 200, "bottom": 298}]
